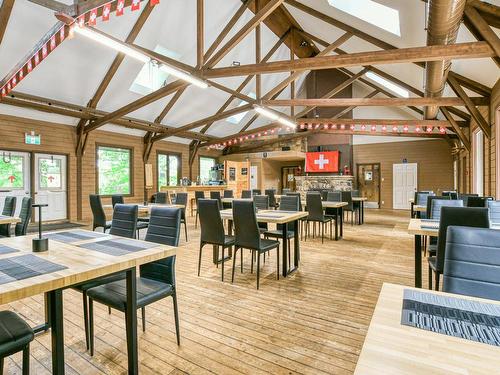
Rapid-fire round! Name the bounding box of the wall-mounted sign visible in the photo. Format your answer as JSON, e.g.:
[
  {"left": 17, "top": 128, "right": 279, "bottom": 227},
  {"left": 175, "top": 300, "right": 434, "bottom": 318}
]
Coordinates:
[
  {"left": 25, "top": 131, "right": 41, "bottom": 145},
  {"left": 229, "top": 167, "right": 236, "bottom": 181},
  {"left": 241, "top": 167, "right": 248, "bottom": 176}
]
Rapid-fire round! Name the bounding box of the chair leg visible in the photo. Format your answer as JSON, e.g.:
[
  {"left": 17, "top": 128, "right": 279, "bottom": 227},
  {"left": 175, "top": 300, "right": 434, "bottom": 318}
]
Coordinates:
[
  {"left": 428, "top": 266, "right": 433, "bottom": 290},
  {"left": 197, "top": 243, "right": 203, "bottom": 276},
  {"left": 22, "top": 344, "right": 30, "bottom": 375},
  {"left": 221, "top": 247, "right": 225, "bottom": 282},
  {"left": 263, "top": 251, "right": 266, "bottom": 264},
  {"left": 82, "top": 292, "right": 90, "bottom": 350},
  {"left": 195, "top": 212, "right": 198, "bottom": 229},
  {"left": 172, "top": 292, "right": 180, "bottom": 345},
  {"left": 0, "top": 357, "right": 3, "bottom": 374},
  {"left": 251, "top": 250, "right": 254, "bottom": 274},
  {"left": 240, "top": 248, "right": 243, "bottom": 273},
  {"left": 141, "top": 307, "right": 146, "bottom": 332},
  {"left": 89, "top": 299, "right": 95, "bottom": 356},
  {"left": 256, "top": 252, "right": 261, "bottom": 290},
  {"left": 108, "top": 306, "right": 111, "bottom": 315},
  {"left": 184, "top": 221, "right": 188, "bottom": 242},
  {"left": 435, "top": 272, "right": 440, "bottom": 291},
  {"left": 321, "top": 222, "right": 324, "bottom": 244},
  {"left": 231, "top": 247, "right": 238, "bottom": 283},
  {"left": 276, "top": 246, "right": 280, "bottom": 280}
]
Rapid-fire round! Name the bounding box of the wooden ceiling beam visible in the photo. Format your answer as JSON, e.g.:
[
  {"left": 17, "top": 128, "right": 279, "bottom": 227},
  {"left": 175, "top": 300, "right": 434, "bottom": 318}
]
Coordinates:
[
  {"left": 202, "top": 123, "right": 281, "bottom": 147},
  {"left": 0, "top": 0, "right": 15, "bottom": 46},
  {"left": 265, "top": 97, "right": 489, "bottom": 107},
  {"left": 297, "top": 118, "right": 451, "bottom": 126},
  {"left": 441, "top": 107, "right": 471, "bottom": 151},
  {"left": 468, "top": 0, "right": 500, "bottom": 28},
  {"left": 197, "top": 0, "right": 204, "bottom": 68},
  {"left": 203, "top": 42, "right": 494, "bottom": 78},
  {"left": 448, "top": 71, "right": 492, "bottom": 97},
  {"left": 464, "top": 5, "right": 500, "bottom": 67},
  {"left": 28, "top": 0, "right": 67, "bottom": 12},
  {"left": 447, "top": 74, "right": 491, "bottom": 138}
]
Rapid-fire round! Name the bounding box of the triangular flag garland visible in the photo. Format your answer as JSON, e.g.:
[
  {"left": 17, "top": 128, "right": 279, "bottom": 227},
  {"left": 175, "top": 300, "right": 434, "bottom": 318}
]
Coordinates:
[{"left": 0, "top": 0, "right": 161, "bottom": 101}]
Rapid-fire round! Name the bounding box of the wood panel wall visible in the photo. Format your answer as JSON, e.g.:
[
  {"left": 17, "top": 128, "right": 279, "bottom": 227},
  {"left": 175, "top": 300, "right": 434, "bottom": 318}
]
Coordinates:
[
  {"left": 353, "top": 139, "right": 454, "bottom": 209},
  {"left": 0, "top": 114, "right": 219, "bottom": 222}
]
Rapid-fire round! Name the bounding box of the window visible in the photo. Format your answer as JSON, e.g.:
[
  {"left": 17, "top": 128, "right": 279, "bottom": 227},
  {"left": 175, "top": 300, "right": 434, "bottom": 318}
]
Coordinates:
[
  {"left": 39, "top": 158, "right": 62, "bottom": 189},
  {"left": 97, "top": 146, "right": 132, "bottom": 195},
  {"left": 0, "top": 154, "right": 24, "bottom": 189},
  {"left": 327, "top": 0, "right": 401, "bottom": 36},
  {"left": 473, "top": 130, "right": 484, "bottom": 195},
  {"left": 365, "top": 72, "right": 409, "bottom": 97},
  {"left": 130, "top": 45, "right": 181, "bottom": 96},
  {"left": 199, "top": 156, "right": 216, "bottom": 183},
  {"left": 227, "top": 92, "right": 256, "bottom": 124},
  {"left": 158, "top": 153, "right": 181, "bottom": 189}
]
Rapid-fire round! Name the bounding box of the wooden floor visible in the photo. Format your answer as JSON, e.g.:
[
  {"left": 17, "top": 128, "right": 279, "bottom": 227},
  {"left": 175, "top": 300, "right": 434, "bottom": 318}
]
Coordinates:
[{"left": 2, "top": 209, "right": 419, "bottom": 374}]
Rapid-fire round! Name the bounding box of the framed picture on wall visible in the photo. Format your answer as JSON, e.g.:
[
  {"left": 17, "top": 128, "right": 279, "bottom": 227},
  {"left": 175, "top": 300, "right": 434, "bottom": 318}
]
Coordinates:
[
  {"left": 229, "top": 167, "right": 236, "bottom": 181},
  {"left": 241, "top": 167, "right": 248, "bottom": 176}
]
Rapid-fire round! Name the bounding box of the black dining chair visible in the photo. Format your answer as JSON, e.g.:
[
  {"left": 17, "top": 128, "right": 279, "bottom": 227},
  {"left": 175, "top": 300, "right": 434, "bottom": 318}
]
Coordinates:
[
  {"left": 341, "top": 191, "right": 357, "bottom": 225},
  {"left": 222, "top": 190, "right": 233, "bottom": 209},
  {"left": 430, "top": 199, "right": 463, "bottom": 220},
  {"left": 241, "top": 190, "right": 252, "bottom": 199},
  {"left": 111, "top": 194, "right": 124, "bottom": 207},
  {"left": 252, "top": 189, "right": 261, "bottom": 196},
  {"left": 351, "top": 190, "right": 360, "bottom": 198},
  {"left": 0, "top": 311, "right": 34, "bottom": 375},
  {"left": 442, "top": 191, "right": 458, "bottom": 199},
  {"left": 457, "top": 193, "right": 478, "bottom": 206},
  {"left": 488, "top": 200, "right": 500, "bottom": 223},
  {"left": 87, "top": 207, "right": 182, "bottom": 355},
  {"left": 265, "top": 189, "right": 279, "bottom": 209},
  {"left": 174, "top": 192, "right": 188, "bottom": 241},
  {"left": 155, "top": 192, "right": 169, "bottom": 204},
  {"left": 425, "top": 196, "right": 450, "bottom": 220},
  {"left": 74, "top": 203, "right": 138, "bottom": 351},
  {"left": 325, "top": 191, "right": 341, "bottom": 220},
  {"left": 89, "top": 194, "right": 111, "bottom": 232},
  {"left": 231, "top": 200, "right": 280, "bottom": 289},
  {"left": 198, "top": 199, "right": 235, "bottom": 281},
  {"left": 253, "top": 195, "right": 269, "bottom": 233},
  {"left": 414, "top": 191, "right": 434, "bottom": 219},
  {"left": 210, "top": 191, "right": 223, "bottom": 210},
  {"left": 305, "top": 193, "right": 332, "bottom": 243},
  {"left": 15, "top": 197, "right": 32, "bottom": 237},
  {"left": 427, "top": 207, "right": 490, "bottom": 291},
  {"left": 194, "top": 191, "right": 205, "bottom": 228},
  {"left": 466, "top": 196, "right": 488, "bottom": 207},
  {"left": 443, "top": 226, "right": 500, "bottom": 301},
  {"left": 0, "top": 196, "right": 16, "bottom": 237},
  {"left": 286, "top": 192, "right": 306, "bottom": 240},
  {"left": 281, "top": 188, "right": 291, "bottom": 194}
]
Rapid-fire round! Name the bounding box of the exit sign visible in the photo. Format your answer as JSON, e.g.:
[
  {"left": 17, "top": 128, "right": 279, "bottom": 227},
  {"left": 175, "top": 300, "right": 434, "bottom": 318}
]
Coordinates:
[{"left": 25, "top": 132, "right": 41, "bottom": 145}]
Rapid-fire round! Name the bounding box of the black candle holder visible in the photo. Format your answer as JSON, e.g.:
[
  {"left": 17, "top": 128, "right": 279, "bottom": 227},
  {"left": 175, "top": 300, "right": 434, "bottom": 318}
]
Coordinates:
[{"left": 32, "top": 203, "right": 49, "bottom": 252}]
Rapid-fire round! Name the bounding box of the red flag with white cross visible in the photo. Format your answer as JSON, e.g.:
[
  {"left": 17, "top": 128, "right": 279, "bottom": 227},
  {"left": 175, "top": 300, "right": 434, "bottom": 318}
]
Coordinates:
[
  {"left": 305, "top": 151, "right": 339, "bottom": 173},
  {"left": 131, "top": 0, "right": 141, "bottom": 11},
  {"left": 116, "top": 0, "right": 125, "bottom": 16},
  {"left": 102, "top": 3, "right": 112, "bottom": 21}
]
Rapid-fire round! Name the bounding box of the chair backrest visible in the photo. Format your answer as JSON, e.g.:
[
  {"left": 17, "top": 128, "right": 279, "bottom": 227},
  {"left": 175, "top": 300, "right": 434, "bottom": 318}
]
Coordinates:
[
  {"left": 442, "top": 191, "right": 458, "bottom": 199},
  {"left": 194, "top": 191, "right": 205, "bottom": 201},
  {"left": 175, "top": 192, "right": 188, "bottom": 207},
  {"left": 488, "top": 200, "right": 500, "bottom": 223},
  {"left": 223, "top": 190, "right": 234, "bottom": 198},
  {"left": 241, "top": 190, "right": 252, "bottom": 198},
  {"left": 430, "top": 199, "right": 463, "bottom": 220},
  {"left": 466, "top": 196, "right": 488, "bottom": 208},
  {"left": 110, "top": 204, "right": 138, "bottom": 238},
  {"left": 443, "top": 226, "right": 500, "bottom": 301},
  {"left": 306, "top": 193, "right": 325, "bottom": 221},
  {"left": 286, "top": 192, "right": 303, "bottom": 211},
  {"left": 415, "top": 191, "right": 434, "bottom": 206},
  {"left": 253, "top": 195, "right": 269, "bottom": 210},
  {"left": 436, "top": 207, "right": 490, "bottom": 272},
  {"left": 341, "top": 191, "right": 353, "bottom": 210},
  {"left": 426, "top": 195, "right": 450, "bottom": 219},
  {"left": 327, "top": 191, "right": 341, "bottom": 202},
  {"left": 252, "top": 189, "right": 261, "bottom": 196},
  {"left": 198, "top": 199, "right": 226, "bottom": 245},
  {"left": 15, "top": 197, "right": 32, "bottom": 236},
  {"left": 111, "top": 195, "right": 124, "bottom": 207},
  {"left": 279, "top": 195, "right": 299, "bottom": 211},
  {"left": 141, "top": 207, "right": 180, "bottom": 285},
  {"left": 233, "top": 200, "right": 261, "bottom": 250},
  {"left": 209, "top": 191, "right": 222, "bottom": 209},
  {"left": 89, "top": 194, "right": 107, "bottom": 227},
  {"left": 155, "top": 192, "right": 169, "bottom": 204},
  {"left": 351, "top": 190, "right": 360, "bottom": 197},
  {"left": 2, "top": 196, "right": 16, "bottom": 216},
  {"left": 265, "top": 189, "right": 276, "bottom": 206},
  {"left": 282, "top": 188, "right": 291, "bottom": 194}
]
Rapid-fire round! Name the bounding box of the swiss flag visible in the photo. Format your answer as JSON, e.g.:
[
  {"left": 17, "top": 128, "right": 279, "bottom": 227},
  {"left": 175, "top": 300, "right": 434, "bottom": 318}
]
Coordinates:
[
  {"left": 150, "top": 0, "right": 160, "bottom": 5},
  {"left": 88, "top": 8, "right": 98, "bottom": 25},
  {"left": 116, "top": 0, "right": 125, "bottom": 16},
  {"left": 305, "top": 151, "right": 339, "bottom": 173},
  {"left": 102, "top": 3, "right": 112, "bottom": 21},
  {"left": 131, "top": 0, "right": 141, "bottom": 11}
]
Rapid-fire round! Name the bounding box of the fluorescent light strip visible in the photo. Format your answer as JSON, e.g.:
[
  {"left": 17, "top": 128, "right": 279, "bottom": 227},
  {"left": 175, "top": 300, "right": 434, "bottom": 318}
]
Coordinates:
[
  {"left": 254, "top": 106, "right": 297, "bottom": 128},
  {"left": 74, "top": 26, "right": 208, "bottom": 89}
]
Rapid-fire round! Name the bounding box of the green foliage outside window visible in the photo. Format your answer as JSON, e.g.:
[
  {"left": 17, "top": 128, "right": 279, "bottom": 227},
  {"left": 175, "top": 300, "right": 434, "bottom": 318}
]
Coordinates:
[
  {"left": 39, "top": 158, "right": 61, "bottom": 189},
  {"left": 98, "top": 146, "right": 131, "bottom": 195},
  {"left": 0, "top": 155, "right": 24, "bottom": 189},
  {"left": 158, "top": 154, "right": 180, "bottom": 189},
  {"left": 199, "top": 157, "right": 216, "bottom": 182}
]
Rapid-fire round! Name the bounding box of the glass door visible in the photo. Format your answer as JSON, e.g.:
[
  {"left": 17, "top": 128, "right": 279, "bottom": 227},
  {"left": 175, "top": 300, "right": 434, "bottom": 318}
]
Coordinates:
[
  {"left": 0, "top": 151, "right": 31, "bottom": 216},
  {"left": 357, "top": 163, "right": 381, "bottom": 208},
  {"left": 34, "top": 153, "right": 67, "bottom": 221}
]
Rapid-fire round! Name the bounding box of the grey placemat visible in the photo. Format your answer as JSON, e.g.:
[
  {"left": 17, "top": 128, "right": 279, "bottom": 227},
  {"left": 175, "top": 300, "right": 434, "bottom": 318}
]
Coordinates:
[
  {"left": 401, "top": 289, "right": 500, "bottom": 346},
  {"left": 0, "top": 254, "right": 67, "bottom": 285},
  {"left": 45, "top": 230, "right": 109, "bottom": 243},
  {"left": 77, "top": 238, "right": 155, "bottom": 256},
  {"left": 0, "top": 245, "right": 19, "bottom": 255}
]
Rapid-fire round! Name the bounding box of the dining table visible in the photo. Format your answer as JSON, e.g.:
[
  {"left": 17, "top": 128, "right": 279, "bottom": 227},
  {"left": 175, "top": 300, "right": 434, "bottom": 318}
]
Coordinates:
[
  {"left": 352, "top": 197, "right": 368, "bottom": 224},
  {"left": 219, "top": 209, "right": 308, "bottom": 277},
  {"left": 0, "top": 230, "right": 178, "bottom": 375},
  {"left": 355, "top": 283, "right": 500, "bottom": 374}
]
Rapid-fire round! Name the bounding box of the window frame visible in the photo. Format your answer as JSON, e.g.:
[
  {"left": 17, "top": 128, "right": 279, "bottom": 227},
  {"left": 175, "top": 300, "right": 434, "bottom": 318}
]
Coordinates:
[
  {"left": 157, "top": 151, "right": 182, "bottom": 189},
  {"left": 95, "top": 144, "right": 134, "bottom": 197},
  {"left": 472, "top": 129, "right": 484, "bottom": 195},
  {"left": 0, "top": 153, "right": 26, "bottom": 191},
  {"left": 198, "top": 156, "right": 217, "bottom": 183}
]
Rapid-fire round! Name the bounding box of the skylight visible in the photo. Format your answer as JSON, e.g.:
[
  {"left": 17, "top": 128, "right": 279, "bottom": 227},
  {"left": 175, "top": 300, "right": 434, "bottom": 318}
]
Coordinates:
[
  {"left": 227, "top": 92, "right": 256, "bottom": 124},
  {"left": 365, "top": 71, "right": 409, "bottom": 98},
  {"left": 129, "top": 45, "right": 181, "bottom": 96},
  {"left": 327, "top": 0, "right": 401, "bottom": 36}
]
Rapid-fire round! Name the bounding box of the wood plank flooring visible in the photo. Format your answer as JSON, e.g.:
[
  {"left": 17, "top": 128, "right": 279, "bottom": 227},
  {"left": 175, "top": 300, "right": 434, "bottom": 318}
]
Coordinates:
[{"left": 1, "top": 209, "right": 419, "bottom": 374}]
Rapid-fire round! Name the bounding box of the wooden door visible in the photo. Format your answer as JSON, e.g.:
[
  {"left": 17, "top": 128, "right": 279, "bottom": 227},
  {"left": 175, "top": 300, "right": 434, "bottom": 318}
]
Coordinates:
[
  {"left": 356, "top": 163, "right": 380, "bottom": 207},
  {"left": 281, "top": 166, "right": 299, "bottom": 191}
]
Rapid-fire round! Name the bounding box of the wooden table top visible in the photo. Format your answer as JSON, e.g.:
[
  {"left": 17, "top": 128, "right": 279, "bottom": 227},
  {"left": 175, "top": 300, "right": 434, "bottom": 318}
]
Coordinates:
[
  {"left": 352, "top": 197, "right": 368, "bottom": 202},
  {"left": 301, "top": 201, "right": 348, "bottom": 208},
  {"left": 219, "top": 209, "right": 308, "bottom": 224},
  {"left": 413, "top": 204, "right": 426, "bottom": 212},
  {"left": 220, "top": 198, "right": 252, "bottom": 203},
  {"left": 355, "top": 283, "right": 500, "bottom": 374},
  {"left": 0, "top": 231, "right": 178, "bottom": 305},
  {"left": 0, "top": 215, "right": 21, "bottom": 225}
]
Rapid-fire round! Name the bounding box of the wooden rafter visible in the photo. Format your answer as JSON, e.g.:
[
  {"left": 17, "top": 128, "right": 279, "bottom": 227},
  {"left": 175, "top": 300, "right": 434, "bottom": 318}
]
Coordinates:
[
  {"left": 265, "top": 97, "right": 489, "bottom": 107},
  {"left": 441, "top": 107, "right": 471, "bottom": 151},
  {"left": 28, "top": 0, "right": 67, "bottom": 12},
  {"left": 197, "top": 0, "right": 204, "bottom": 68},
  {"left": 447, "top": 74, "right": 491, "bottom": 138},
  {"left": 448, "top": 71, "right": 492, "bottom": 97},
  {"left": 296, "top": 118, "right": 451, "bottom": 126},
  {"left": 0, "top": 0, "right": 15, "bottom": 46},
  {"left": 468, "top": 0, "right": 500, "bottom": 29},
  {"left": 464, "top": 5, "right": 500, "bottom": 67}
]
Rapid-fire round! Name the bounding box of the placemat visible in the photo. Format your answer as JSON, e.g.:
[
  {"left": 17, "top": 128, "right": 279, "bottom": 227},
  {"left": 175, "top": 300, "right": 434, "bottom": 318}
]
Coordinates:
[
  {"left": 0, "top": 245, "right": 19, "bottom": 255},
  {"left": 77, "top": 238, "right": 155, "bottom": 256},
  {"left": 0, "top": 254, "right": 67, "bottom": 285},
  {"left": 45, "top": 230, "right": 110, "bottom": 243},
  {"left": 401, "top": 289, "right": 500, "bottom": 346}
]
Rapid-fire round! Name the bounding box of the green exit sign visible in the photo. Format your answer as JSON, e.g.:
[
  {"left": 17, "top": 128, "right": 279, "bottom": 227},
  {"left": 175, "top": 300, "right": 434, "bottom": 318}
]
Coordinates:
[{"left": 25, "top": 133, "right": 41, "bottom": 145}]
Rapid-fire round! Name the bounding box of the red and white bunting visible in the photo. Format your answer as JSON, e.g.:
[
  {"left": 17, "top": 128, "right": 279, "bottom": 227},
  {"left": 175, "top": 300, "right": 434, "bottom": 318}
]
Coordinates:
[
  {"left": 88, "top": 8, "right": 98, "bottom": 26},
  {"left": 131, "top": 0, "right": 141, "bottom": 11},
  {"left": 60, "top": 26, "right": 65, "bottom": 41},
  {"left": 77, "top": 15, "right": 85, "bottom": 27},
  {"left": 150, "top": 0, "right": 160, "bottom": 5},
  {"left": 102, "top": 3, "right": 112, "bottom": 21},
  {"left": 41, "top": 44, "right": 48, "bottom": 58},
  {"left": 116, "top": 0, "right": 125, "bottom": 16},
  {"left": 50, "top": 35, "right": 56, "bottom": 51}
]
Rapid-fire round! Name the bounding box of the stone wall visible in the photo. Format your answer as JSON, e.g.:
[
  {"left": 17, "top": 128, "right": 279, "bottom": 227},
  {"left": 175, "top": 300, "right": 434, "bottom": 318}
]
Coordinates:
[{"left": 295, "top": 175, "right": 354, "bottom": 197}]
